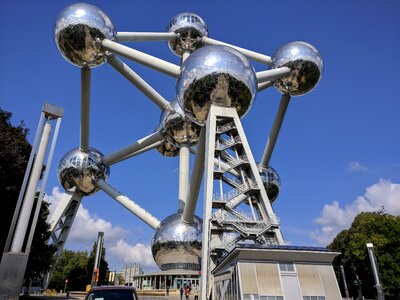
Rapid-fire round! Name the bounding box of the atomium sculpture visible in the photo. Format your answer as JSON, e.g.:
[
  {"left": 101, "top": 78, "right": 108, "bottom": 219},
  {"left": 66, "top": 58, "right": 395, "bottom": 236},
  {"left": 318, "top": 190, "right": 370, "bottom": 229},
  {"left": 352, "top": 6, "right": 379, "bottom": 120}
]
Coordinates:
[{"left": 48, "top": 3, "right": 323, "bottom": 297}]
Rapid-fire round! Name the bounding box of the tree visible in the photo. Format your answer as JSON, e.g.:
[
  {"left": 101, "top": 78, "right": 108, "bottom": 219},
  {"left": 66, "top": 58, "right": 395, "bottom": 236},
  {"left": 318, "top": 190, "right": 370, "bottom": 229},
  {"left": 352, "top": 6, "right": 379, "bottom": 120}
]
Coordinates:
[
  {"left": 50, "top": 250, "right": 89, "bottom": 291},
  {"left": 86, "top": 241, "right": 109, "bottom": 286},
  {"left": 328, "top": 211, "right": 400, "bottom": 300},
  {"left": 0, "top": 109, "right": 32, "bottom": 254},
  {"left": 23, "top": 197, "right": 57, "bottom": 289}
]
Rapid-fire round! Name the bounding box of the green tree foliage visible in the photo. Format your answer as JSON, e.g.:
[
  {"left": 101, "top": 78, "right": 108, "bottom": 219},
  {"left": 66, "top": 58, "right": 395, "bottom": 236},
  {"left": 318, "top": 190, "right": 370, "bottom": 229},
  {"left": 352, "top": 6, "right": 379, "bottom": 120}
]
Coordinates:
[
  {"left": 328, "top": 211, "right": 400, "bottom": 300},
  {"left": 49, "top": 241, "right": 110, "bottom": 291},
  {"left": 24, "top": 198, "right": 57, "bottom": 286},
  {"left": 86, "top": 241, "right": 109, "bottom": 286},
  {"left": 0, "top": 109, "right": 32, "bottom": 254},
  {"left": 50, "top": 250, "right": 89, "bottom": 291}
]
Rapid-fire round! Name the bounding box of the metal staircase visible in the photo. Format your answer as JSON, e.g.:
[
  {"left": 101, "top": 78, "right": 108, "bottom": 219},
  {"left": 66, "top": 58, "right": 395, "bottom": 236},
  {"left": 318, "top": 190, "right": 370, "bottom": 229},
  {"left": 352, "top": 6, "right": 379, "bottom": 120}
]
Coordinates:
[{"left": 201, "top": 106, "right": 285, "bottom": 297}]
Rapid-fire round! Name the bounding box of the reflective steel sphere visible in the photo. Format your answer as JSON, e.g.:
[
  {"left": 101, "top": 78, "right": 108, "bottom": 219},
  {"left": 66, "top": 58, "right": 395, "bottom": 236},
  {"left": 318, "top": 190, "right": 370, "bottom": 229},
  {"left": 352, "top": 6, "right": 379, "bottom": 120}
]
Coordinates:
[
  {"left": 152, "top": 212, "right": 202, "bottom": 271},
  {"left": 54, "top": 3, "right": 117, "bottom": 68},
  {"left": 57, "top": 147, "right": 110, "bottom": 196},
  {"left": 156, "top": 139, "right": 180, "bottom": 157},
  {"left": 159, "top": 101, "right": 201, "bottom": 147},
  {"left": 271, "top": 41, "right": 323, "bottom": 96},
  {"left": 167, "top": 12, "right": 208, "bottom": 57},
  {"left": 258, "top": 164, "right": 281, "bottom": 203},
  {"left": 177, "top": 45, "right": 257, "bottom": 124}
]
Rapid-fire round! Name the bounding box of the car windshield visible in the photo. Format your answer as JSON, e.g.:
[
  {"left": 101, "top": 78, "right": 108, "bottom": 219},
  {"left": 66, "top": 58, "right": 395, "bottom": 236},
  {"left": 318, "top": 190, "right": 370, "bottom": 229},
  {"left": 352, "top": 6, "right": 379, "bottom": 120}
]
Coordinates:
[{"left": 86, "top": 289, "right": 137, "bottom": 300}]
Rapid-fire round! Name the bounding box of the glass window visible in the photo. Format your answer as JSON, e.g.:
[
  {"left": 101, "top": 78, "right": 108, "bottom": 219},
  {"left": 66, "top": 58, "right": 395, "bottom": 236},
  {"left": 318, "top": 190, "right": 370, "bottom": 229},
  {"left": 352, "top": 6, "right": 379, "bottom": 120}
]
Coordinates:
[
  {"left": 279, "top": 262, "right": 294, "bottom": 272},
  {"left": 243, "top": 294, "right": 260, "bottom": 300},
  {"left": 303, "top": 296, "right": 325, "bottom": 300}
]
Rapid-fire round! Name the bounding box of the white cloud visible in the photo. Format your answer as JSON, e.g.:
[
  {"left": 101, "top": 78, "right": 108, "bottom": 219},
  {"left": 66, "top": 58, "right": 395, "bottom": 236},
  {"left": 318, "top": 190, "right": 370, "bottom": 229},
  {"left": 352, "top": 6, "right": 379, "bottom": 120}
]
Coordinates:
[
  {"left": 45, "top": 186, "right": 128, "bottom": 244},
  {"left": 311, "top": 179, "right": 400, "bottom": 245},
  {"left": 346, "top": 161, "right": 368, "bottom": 173},
  {"left": 108, "top": 240, "right": 157, "bottom": 269},
  {"left": 44, "top": 187, "right": 154, "bottom": 271},
  {"left": 68, "top": 205, "right": 128, "bottom": 244},
  {"left": 45, "top": 186, "right": 64, "bottom": 216}
]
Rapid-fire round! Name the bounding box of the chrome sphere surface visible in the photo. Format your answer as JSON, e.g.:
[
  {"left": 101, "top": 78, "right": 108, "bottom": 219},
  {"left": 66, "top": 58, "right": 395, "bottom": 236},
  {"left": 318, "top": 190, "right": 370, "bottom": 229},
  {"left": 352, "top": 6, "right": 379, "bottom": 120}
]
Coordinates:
[
  {"left": 57, "top": 147, "right": 110, "bottom": 196},
  {"left": 159, "top": 101, "right": 201, "bottom": 147},
  {"left": 271, "top": 41, "right": 323, "bottom": 96},
  {"left": 156, "top": 139, "right": 180, "bottom": 157},
  {"left": 54, "top": 3, "right": 117, "bottom": 68},
  {"left": 152, "top": 212, "right": 202, "bottom": 271},
  {"left": 177, "top": 45, "right": 257, "bottom": 124},
  {"left": 167, "top": 12, "right": 208, "bottom": 56},
  {"left": 258, "top": 164, "right": 281, "bottom": 203}
]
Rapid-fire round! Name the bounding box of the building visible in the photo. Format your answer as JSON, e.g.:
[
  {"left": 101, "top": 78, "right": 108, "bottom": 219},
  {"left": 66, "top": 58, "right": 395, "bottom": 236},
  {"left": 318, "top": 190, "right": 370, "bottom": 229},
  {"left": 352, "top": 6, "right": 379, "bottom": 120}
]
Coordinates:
[
  {"left": 132, "top": 269, "right": 200, "bottom": 290},
  {"left": 213, "top": 244, "right": 342, "bottom": 300}
]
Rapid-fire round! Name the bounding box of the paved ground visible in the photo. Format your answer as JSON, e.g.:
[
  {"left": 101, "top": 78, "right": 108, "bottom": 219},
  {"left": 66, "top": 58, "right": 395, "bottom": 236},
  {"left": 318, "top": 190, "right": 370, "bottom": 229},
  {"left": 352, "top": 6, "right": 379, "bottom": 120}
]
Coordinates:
[{"left": 20, "top": 294, "right": 193, "bottom": 300}]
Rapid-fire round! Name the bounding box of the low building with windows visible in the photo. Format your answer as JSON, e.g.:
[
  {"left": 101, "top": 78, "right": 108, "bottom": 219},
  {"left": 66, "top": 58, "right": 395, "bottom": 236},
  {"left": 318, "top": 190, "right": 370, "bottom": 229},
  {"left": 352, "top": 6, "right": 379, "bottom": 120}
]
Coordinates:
[
  {"left": 212, "top": 244, "right": 342, "bottom": 300},
  {"left": 132, "top": 269, "right": 199, "bottom": 291}
]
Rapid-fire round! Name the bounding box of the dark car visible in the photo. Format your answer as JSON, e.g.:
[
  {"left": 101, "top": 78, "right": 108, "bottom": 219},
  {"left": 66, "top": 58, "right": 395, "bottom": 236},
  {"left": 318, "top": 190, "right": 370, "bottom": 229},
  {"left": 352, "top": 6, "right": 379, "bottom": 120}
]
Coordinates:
[{"left": 85, "top": 286, "right": 138, "bottom": 300}]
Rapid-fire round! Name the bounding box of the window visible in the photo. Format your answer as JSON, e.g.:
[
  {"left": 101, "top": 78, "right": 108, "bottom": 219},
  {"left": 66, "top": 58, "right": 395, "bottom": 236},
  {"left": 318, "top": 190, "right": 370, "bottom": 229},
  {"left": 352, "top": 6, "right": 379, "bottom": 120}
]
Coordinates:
[
  {"left": 243, "top": 294, "right": 260, "bottom": 300},
  {"left": 259, "top": 296, "right": 283, "bottom": 300},
  {"left": 303, "top": 296, "right": 325, "bottom": 300},
  {"left": 279, "top": 262, "right": 294, "bottom": 272}
]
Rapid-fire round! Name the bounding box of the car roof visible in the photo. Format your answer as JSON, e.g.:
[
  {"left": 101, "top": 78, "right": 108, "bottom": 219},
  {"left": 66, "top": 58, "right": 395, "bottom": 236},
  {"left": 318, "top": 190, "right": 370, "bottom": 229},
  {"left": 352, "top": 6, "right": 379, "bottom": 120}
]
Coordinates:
[{"left": 90, "top": 286, "right": 136, "bottom": 291}]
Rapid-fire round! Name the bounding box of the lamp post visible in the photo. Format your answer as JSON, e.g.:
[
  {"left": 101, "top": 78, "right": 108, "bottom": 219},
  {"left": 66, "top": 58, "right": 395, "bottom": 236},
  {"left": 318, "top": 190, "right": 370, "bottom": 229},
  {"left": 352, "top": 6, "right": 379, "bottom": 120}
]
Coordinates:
[
  {"left": 340, "top": 265, "right": 350, "bottom": 299},
  {"left": 366, "top": 243, "right": 385, "bottom": 300}
]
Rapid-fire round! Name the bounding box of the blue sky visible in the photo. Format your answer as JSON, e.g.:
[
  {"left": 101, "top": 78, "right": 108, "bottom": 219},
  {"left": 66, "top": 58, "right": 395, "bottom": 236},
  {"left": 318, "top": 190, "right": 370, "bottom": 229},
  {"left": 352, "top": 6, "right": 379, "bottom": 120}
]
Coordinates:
[{"left": 1, "top": 0, "right": 399, "bottom": 272}]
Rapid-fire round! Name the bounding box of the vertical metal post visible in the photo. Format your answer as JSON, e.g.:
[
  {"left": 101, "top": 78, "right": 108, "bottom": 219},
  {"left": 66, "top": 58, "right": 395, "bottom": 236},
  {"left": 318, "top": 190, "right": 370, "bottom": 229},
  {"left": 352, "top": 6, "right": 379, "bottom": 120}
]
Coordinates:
[
  {"left": 200, "top": 108, "right": 218, "bottom": 300},
  {"left": 91, "top": 232, "right": 104, "bottom": 287},
  {"left": 80, "top": 67, "right": 91, "bottom": 152},
  {"left": 4, "top": 112, "right": 45, "bottom": 252},
  {"left": 366, "top": 243, "right": 385, "bottom": 300},
  {"left": 178, "top": 144, "right": 190, "bottom": 211},
  {"left": 26, "top": 117, "right": 62, "bottom": 251},
  {"left": 11, "top": 122, "right": 52, "bottom": 252},
  {"left": 340, "top": 265, "right": 350, "bottom": 299}
]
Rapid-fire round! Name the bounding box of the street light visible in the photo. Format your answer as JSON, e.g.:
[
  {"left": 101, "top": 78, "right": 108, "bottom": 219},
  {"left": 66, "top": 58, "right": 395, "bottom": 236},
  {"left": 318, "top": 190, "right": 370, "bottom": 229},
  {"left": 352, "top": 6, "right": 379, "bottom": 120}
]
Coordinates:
[{"left": 366, "top": 243, "right": 385, "bottom": 300}]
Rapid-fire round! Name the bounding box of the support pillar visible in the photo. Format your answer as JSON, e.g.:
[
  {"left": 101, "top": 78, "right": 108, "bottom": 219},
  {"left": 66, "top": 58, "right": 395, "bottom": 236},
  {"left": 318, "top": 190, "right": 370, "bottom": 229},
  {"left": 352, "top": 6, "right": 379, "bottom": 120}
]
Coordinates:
[{"left": 0, "top": 103, "right": 63, "bottom": 300}]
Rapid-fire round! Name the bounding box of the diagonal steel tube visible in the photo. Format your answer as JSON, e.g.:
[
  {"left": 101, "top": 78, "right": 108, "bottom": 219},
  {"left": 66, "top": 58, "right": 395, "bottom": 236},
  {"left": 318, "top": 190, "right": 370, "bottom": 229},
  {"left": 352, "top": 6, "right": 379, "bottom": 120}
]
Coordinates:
[
  {"left": 112, "top": 141, "right": 162, "bottom": 165},
  {"left": 256, "top": 67, "right": 291, "bottom": 84},
  {"left": 202, "top": 37, "right": 272, "bottom": 65},
  {"left": 182, "top": 128, "right": 206, "bottom": 223},
  {"left": 101, "top": 39, "right": 180, "bottom": 77},
  {"left": 257, "top": 81, "right": 273, "bottom": 92},
  {"left": 103, "top": 131, "right": 163, "bottom": 166},
  {"left": 97, "top": 179, "right": 161, "bottom": 230},
  {"left": 117, "top": 32, "right": 176, "bottom": 42},
  {"left": 107, "top": 55, "right": 171, "bottom": 111},
  {"left": 260, "top": 94, "right": 291, "bottom": 167}
]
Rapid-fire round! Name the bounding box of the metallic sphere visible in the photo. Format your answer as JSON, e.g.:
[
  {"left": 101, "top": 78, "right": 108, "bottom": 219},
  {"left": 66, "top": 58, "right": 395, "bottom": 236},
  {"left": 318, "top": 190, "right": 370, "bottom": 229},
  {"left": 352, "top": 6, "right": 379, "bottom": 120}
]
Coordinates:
[
  {"left": 57, "top": 147, "right": 110, "bottom": 196},
  {"left": 159, "top": 100, "right": 201, "bottom": 147},
  {"left": 151, "top": 212, "right": 202, "bottom": 271},
  {"left": 258, "top": 164, "right": 281, "bottom": 203},
  {"left": 156, "top": 139, "right": 180, "bottom": 157},
  {"left": 167, "top": 12, "right": 208, "bottom": 57},
  {"left": 54, "top": 3, "right": 117, "bottom": 68},
  {"left": 271, "top": 41, "right": 323, "bottom": 96},
  {"left": 177, "top": 45, "right": 257, "bottom": 124}
]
